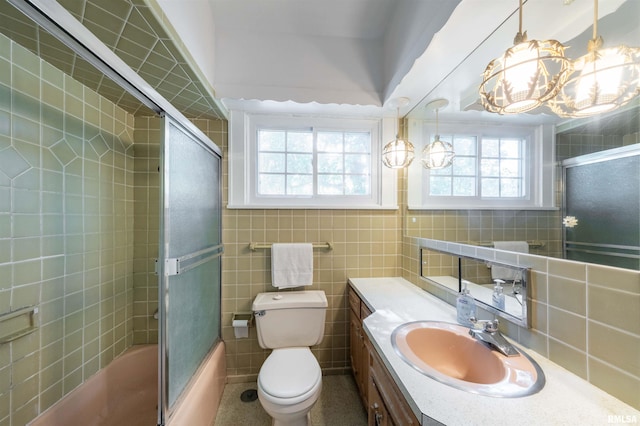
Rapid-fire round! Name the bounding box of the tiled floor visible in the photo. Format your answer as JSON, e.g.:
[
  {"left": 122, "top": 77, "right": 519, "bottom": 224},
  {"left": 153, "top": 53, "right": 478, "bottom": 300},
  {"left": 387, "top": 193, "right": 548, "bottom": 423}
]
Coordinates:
[{"left": 213, "top": 374, "right": 368, "bottom": 425}]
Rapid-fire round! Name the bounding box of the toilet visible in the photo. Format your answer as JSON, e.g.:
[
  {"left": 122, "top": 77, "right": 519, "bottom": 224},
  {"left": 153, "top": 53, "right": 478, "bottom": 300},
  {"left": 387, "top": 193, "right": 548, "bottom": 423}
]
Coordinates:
[{"left": 252, "top": 290, "right": 328, "bottom": 426}]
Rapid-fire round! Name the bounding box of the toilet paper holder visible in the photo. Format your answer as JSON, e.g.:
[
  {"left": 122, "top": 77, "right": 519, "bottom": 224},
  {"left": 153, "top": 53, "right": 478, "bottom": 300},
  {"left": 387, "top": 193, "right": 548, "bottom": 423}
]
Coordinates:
[{"left": 232, "top": 312, "right": 254, "bottom": 327}]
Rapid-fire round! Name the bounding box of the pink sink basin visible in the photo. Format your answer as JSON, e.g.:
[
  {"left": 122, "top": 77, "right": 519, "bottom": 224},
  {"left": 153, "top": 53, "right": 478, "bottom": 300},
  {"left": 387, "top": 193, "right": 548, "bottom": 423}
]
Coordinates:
[{"left": 391, "top": 321, "right": 545, "bottom": 397}]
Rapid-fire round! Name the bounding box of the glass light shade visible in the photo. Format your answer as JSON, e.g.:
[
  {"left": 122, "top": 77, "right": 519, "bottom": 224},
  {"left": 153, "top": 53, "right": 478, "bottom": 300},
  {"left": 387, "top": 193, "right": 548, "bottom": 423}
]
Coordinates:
[
  {"left": 421, "top": 137, "right": 455, "bottom": 169},
  {"left": 480, "top": 38, "right": 570, "bottom": 114},
  {"left": 549, "top": 43, "right": 640, "bottom": 118},
  {"left": 382, "top": 138, "right": 415, "bottom": 169}
]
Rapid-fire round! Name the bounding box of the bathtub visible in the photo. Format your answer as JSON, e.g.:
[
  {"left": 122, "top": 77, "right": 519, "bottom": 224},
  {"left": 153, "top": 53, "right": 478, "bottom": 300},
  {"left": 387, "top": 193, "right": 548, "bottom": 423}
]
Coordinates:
[
  {"left": 29, "top": 344, "right": 158, "bottom": 426},
  {"left": 29, "top": 342, "right": 226, "bottom": 426}
]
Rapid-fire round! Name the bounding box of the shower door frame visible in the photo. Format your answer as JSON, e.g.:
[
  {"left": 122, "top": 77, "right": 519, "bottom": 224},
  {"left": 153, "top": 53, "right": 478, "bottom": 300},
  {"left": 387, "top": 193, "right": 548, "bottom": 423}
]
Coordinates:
[
  {"left": 562, "top": 144, "right": 640, "bottom": 269},
  {"left": 156, "top": 114, "right": 223, "bottom": 425}
]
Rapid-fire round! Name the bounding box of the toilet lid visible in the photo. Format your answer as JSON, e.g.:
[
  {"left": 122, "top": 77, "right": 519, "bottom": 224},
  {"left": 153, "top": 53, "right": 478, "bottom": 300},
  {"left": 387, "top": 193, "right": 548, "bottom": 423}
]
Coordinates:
[{"left": 259, "top": 348, "right": 321, "bottom": 399}]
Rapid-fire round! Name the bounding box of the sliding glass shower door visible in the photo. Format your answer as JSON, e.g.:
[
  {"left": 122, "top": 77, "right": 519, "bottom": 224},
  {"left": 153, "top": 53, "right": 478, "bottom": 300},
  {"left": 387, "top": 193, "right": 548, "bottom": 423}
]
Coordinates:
[
  {"left": 157, "top": 115, "right": 223, "bottom": 424},
  {"left": 563, "top": 145, "right": 640, "bottom": 270}
]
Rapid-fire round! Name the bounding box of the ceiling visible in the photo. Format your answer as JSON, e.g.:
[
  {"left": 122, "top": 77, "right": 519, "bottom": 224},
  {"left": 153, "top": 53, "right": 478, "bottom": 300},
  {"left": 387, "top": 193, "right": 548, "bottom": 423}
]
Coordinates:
[{"left": 1, "top": 0, "right": 638, "bottom": 129}]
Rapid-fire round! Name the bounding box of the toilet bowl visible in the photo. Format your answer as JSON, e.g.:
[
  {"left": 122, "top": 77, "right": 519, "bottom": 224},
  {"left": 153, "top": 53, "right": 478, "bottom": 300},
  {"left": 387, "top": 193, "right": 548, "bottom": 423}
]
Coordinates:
[
  {"left": 257, "top": 347, "right": 322, "bottom": 426},
  {"left": 252, "top": 291, "right": 328, "bottom": 426}
]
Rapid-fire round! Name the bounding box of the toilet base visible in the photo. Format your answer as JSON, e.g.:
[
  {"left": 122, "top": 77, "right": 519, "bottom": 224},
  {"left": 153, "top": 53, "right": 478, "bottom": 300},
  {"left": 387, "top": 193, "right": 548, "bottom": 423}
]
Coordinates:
[{"left": 272, "top": 412, "right": 310, "bottom": 426}]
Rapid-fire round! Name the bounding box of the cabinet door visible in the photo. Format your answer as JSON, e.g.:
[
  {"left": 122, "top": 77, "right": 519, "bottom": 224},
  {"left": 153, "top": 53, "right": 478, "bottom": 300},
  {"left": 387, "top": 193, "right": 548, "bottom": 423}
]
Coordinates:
[
  {"left": 350, "top": 309, "right": 363, "bottom": 391},
  {"left": 368, "top": 376, "right": 391, "bottom": 426}
]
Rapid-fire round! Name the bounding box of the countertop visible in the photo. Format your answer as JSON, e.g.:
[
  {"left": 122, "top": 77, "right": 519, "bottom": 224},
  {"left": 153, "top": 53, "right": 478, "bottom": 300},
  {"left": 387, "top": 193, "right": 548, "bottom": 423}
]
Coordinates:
[{"left": 349, "top": 277, "right": 640, "bottom": 426}]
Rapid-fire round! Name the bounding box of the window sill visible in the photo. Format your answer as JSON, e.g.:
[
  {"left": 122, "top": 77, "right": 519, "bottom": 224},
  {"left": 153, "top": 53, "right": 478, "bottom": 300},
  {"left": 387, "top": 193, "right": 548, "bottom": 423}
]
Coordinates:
[
  {"left": 227, "top": 203, "right": 399, "bottom": 210},
  {"left": 407, "top": 204, "right": 559, "bottom": 211}
]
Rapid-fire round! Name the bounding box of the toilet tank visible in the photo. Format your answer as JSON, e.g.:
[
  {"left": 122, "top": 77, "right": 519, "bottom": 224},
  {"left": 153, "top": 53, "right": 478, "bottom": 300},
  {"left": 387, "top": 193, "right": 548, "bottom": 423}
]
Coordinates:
[{"left": 252, "top": 290, "right": 327, "bottom": 349}]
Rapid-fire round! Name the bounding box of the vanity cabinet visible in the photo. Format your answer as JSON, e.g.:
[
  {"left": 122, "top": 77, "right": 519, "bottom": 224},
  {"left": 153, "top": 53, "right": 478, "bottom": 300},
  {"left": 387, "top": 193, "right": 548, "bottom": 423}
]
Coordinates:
[
  {"left": 349, "top": 285, "right": 420, "bottom": 426},
  {"left": 349, "top": 287, "right": 371, "bottom": 404}
]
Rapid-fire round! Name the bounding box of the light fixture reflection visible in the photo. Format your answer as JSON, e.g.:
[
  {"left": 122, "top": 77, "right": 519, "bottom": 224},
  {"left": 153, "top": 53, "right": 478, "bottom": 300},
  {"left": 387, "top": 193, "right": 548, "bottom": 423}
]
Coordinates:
[
  {"left": 422, "top": 99, "right": 454, "bottom": 170},
  {"left": 382, "top": 97, "right": 415, "bottom": 169},
  {"left": 548, "top": 0, "right": 640, "bottom": 117},
  {"left": 479, "top": 0, "right": 570, "bottom": 114}
]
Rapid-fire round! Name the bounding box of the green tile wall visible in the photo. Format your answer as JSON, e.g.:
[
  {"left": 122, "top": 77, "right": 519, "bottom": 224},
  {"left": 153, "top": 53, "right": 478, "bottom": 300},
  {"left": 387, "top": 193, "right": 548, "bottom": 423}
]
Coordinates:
[{"left": 0, "top": 34, "right": 135, "bottom": 426}]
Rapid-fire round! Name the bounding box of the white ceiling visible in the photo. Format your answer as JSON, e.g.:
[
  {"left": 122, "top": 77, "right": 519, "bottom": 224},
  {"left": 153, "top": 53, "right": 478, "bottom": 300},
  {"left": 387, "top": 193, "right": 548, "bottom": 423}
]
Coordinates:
[{"left": 158, "top": 0, "right": 639, "bottom": 123}]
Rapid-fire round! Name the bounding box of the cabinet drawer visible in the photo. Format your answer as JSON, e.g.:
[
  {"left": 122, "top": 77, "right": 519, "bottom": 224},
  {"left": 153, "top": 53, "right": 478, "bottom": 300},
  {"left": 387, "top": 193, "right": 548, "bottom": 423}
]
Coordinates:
[{"left": 349, "top": 287, "right": 361, "bottom": 318}]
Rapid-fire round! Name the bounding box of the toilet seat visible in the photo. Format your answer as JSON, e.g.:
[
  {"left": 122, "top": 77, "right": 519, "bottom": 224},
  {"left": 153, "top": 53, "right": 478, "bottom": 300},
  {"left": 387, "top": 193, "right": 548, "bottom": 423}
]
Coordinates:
[{"left": 258, "top": 347, "right": 321, "bottom": 405}]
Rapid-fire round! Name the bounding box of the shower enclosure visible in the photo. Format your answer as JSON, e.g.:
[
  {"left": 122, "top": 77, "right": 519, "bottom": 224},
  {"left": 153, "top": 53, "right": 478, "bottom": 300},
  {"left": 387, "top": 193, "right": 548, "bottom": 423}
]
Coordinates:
[
  {"left": 562, "top": 144, "right": 640, "bottom": 270},
  {"left": 2, "top": 1, "right": 224, "bottom": 424}
]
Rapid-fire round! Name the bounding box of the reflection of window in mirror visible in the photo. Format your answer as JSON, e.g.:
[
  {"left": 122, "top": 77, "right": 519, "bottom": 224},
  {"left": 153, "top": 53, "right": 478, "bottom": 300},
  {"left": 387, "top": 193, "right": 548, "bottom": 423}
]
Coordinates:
[{"left": 408, "top": 122, "right": 556, "bottom": 210}]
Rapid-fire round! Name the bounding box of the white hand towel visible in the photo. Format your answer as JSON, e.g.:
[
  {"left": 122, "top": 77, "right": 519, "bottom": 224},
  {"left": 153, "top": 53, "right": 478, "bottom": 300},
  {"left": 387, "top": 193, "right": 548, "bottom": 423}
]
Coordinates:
[
  {"left": 271, "top": 243, "right": 313, "bottom": 289},
  {"left": 491, "top": 241, "right": 529, "bottom": 280}
]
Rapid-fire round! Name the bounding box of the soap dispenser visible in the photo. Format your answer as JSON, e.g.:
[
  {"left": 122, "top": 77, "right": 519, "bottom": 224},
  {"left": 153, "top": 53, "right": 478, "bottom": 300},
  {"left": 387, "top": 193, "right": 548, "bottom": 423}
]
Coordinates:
[
  {"left": 492, "top": 279, "right": 506, "bottom": 310},
  {"left": 456, "top": 281, "right": 476, "bottom": 327}
]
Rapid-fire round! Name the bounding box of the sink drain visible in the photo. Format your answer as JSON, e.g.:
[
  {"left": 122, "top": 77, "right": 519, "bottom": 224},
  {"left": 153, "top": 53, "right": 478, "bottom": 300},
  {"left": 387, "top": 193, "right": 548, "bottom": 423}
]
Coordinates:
[{"left": 240, "top": 389, "right": 258, "bottom": 402}]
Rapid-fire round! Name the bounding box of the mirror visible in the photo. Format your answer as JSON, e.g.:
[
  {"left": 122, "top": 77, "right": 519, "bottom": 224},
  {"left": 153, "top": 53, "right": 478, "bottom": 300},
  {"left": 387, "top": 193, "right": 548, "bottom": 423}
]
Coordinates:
[
  {"left": 404, "top": 0, "right": 640, "bottom": 271},
  {"left": 420, "top": 247, "right": 530, "bottom": 327}
]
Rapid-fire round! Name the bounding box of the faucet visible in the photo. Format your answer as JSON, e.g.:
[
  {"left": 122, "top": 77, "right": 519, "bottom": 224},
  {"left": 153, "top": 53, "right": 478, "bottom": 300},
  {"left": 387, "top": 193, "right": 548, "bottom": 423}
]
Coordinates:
[{"left": 468, "top": 318, "right": 520, "bottom": 357}]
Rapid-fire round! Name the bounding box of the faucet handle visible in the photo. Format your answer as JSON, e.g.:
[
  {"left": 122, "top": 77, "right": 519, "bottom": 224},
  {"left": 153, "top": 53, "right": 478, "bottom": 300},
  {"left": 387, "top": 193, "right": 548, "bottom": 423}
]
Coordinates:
[{"left": 483, "top": 319, "right": 499, "bottom": 332}]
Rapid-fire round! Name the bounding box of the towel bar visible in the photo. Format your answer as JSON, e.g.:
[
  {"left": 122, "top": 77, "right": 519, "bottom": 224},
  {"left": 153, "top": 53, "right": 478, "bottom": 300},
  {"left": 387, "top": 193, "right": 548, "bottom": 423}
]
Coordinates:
[{"left": 249, "top": 242, "right": 333, "bottom": 251}]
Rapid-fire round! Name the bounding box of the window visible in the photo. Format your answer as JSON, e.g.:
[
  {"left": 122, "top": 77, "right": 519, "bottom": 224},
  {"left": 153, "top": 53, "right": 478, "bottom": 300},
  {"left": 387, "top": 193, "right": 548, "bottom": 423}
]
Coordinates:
[
  {"left": 256, "top": 129, "right": 371, "bottom": 197},
  {"left": 228, "top": 111, "right": 398, "bottom": 209},
  {"left": 407, "top": 121, "right": 556, "bottom": 210}
]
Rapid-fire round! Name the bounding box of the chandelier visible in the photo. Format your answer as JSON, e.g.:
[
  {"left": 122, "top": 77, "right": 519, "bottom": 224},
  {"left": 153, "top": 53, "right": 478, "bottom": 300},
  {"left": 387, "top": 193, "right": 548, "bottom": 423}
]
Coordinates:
[
  {"left": 548, "top": 0, "right": 640, "bottom": 117},
  {"left": 382, "top": 97, "right": 415, "bottom": 169},
  {"left": 479, "top": 0, "right": 571, "bottom": 114},
  {"left": 421, "top": 99, "right": 455, "bottom": 170}
]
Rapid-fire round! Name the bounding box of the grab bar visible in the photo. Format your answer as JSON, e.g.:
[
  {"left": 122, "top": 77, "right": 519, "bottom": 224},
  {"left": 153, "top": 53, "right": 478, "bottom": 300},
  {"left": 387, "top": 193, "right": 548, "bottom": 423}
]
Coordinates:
[{"left": 249, "top": 242, "right": 333, "bottom": 251}]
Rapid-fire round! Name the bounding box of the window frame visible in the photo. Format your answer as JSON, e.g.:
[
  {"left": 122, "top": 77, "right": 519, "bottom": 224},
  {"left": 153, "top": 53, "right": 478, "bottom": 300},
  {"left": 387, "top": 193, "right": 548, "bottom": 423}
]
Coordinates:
[
  {"left": 228, "top": 110, "right": 398, "bottom": 209},
  {"left": 407, "top": 120, "right": 556, "bottom": 210}
]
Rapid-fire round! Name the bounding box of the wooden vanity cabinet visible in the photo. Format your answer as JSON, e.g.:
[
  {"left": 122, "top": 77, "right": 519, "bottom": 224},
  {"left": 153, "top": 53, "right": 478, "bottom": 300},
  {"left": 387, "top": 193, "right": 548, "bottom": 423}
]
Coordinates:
[
  {"left": 349, "top": 287, "right": 371, "bottom": 404},
  {"left": 349, "top": 285, "right": 420, "bottom": 426}
]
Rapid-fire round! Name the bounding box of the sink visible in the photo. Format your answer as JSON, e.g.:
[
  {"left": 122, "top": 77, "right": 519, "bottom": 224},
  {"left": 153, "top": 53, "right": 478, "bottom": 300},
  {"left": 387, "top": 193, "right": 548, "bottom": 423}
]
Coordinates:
[{"left": 391, "top": 321, "right": 545, "bottom": 397}]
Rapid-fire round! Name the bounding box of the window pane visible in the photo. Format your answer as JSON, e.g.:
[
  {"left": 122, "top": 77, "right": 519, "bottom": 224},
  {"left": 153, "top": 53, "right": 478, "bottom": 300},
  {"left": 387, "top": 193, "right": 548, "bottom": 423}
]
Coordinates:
[
  {"left": 345, "top": 154, "right": 370, "bottom": 174},
  {"left": 286, "top": 174, "right": 312, "bottom": 195},
  {"left": 501, "top": 178, "right": 522, "bottom": 197},
  {"left": 259, "top": 174, "right": 284, "bottom": 195},
  {"left": 430, "top": 176, "right": 452, "bottom": 195},
  {"left": 344, "top": 132, "right": 370, "bottom": 153},
  {"left": 318, "top": 153, "right": 343, "bottom": 173},
  {"left": 481, "top": 177, "right": 499, "bottom": 197},
  {"left": 287, "top": 153, "right": 312, "bottom": 173},
  {"left": 259, "top": 130, "right": 285, "bottom": 151},
  {"left": 482, "top": 138, "right": 499, "bottom": 157},
  {"left": 453, "top": 136, "right": 476, "bottom": 155},
  {"left": 500, "top": 159, "right": 520, "bottom": 177},
  {"left": 287, "top": 131, "right": 313, "bottom": 152},
  {"left": 452, "top": 177, "right": 475, "bottom": 196},
  {"left": 318, "top": 174, "right": 343, "bottom": 194},
  {"left": 452, "top": 157, "right": 476, "bottom": 176},
  {"left": 500, "top": 139, "right": 521, "bottom": 158},
  {"left": 481, "top": 159, "right": 500, "bottom": 177},
  {"left": 431, "top": 167, "right": 451, "bottom": 176},
  {"left": 345, "top": 175, "right": 369, "bottom": 195},
  {"left": 318, "top": 132, "right": 343, "bottom": 152},
  {"left": 259, "top": 153, "right": 285, "bottom": 173}
]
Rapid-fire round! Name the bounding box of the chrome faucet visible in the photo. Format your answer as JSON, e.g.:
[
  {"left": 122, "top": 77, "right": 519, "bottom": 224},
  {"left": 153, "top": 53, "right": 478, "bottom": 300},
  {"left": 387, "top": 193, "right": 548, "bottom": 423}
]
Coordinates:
[{"left": 469, "top": 318, "right": 519, "bottom": 357}]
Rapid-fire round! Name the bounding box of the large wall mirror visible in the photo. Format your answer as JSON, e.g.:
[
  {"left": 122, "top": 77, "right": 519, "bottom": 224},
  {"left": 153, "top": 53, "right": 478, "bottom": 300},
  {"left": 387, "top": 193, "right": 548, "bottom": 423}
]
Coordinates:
[
  {"left": 403, "top": 0, "right": 639, "bottom": 271},
  {"left": 419, "top": 246, "right": 530, "bottom": 327}
]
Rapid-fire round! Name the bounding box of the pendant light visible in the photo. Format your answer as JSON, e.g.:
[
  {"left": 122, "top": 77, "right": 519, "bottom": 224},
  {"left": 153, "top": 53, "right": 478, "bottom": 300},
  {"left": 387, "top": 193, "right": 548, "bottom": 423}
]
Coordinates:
[
  {"left": 548, "top": 0, "right": 640, "bottom": 118},
  {"left": 479, "top": 0, "right": 571, "bottom": 114},
  {"left": 422, "top": 99, "right": 455, "bottom": 170},
  {"left": 382, "top": 97, "right": 415, "bottom": 169}
]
